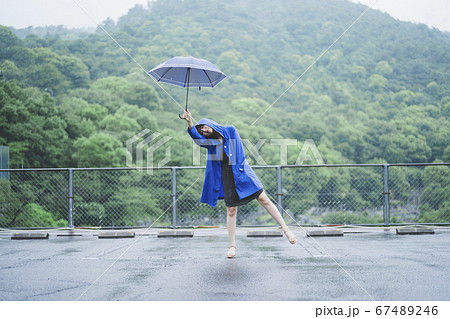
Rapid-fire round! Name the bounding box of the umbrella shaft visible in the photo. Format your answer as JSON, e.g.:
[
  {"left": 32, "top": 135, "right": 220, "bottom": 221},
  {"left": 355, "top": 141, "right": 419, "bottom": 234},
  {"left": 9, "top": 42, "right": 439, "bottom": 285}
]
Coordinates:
[{"left": 185, "top": 68, "right": 190, "bottom": 111}]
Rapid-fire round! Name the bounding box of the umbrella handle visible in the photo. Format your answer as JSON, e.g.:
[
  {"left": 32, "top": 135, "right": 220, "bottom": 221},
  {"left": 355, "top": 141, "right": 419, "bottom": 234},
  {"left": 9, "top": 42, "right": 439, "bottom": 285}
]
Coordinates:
[{"left": 178, "top": 113, "right": 184, "bottom": 120}]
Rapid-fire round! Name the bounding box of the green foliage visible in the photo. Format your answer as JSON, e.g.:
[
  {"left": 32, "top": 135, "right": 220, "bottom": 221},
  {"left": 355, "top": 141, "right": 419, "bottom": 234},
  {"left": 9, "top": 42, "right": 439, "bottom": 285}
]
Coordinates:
[
  {"left": 69, "top": 169, "right": 174, "bottom": 227},
  {"left": 419, "top": 165, "right": 450, "bottom": 221},
  {"left": 321, "top": 211, "right": 383, "bottom": 225},
  {"left": 0, "top": 81, "right": 70, "bottom": 167},
  {"left": 72, "top": 133, "right": 124, "bottom": 167},
  {"left": 0, "top": 179, "right": 21, "bottom": 226},
  {"left": 1, "top": 0, "right": 448, "bottom": 169},
  {"left": 73, "top": 198, "right": 105, "bottom": 227},
  {"left": 0, "top": 177, "right": 67, "bottom": 227},
  {"left": 0, "top": 60, "right": 23, "bottom": 81},
  {"left": 14, "top": 203, "right": 67, "bottom": 228},
  {"left": 0, "top": 26, "right": 21, "bottom": 59},
  {"left": 418, "top": 201, "right": 450, "bottom": 223}
]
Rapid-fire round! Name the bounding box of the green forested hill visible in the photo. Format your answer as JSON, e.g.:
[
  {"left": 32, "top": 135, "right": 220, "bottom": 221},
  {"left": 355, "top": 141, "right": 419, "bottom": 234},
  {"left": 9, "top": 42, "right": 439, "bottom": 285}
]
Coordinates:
[{"left": 1, "top": 0, "right": 449, "bottom": 168}]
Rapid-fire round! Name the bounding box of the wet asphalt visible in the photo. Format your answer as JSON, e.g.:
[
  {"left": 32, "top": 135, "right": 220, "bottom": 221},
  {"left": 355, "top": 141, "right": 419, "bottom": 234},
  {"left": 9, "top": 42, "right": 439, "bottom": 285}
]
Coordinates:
[{"left": 0, "top": 227, "right": 449, "bottom": 301}]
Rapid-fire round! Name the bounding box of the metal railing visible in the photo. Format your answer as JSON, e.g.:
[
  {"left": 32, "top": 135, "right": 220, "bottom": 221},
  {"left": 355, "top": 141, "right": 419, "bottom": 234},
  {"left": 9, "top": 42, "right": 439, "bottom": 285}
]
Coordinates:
[{"left": 1, "top": 163, "right": 449, "bottom": 229}]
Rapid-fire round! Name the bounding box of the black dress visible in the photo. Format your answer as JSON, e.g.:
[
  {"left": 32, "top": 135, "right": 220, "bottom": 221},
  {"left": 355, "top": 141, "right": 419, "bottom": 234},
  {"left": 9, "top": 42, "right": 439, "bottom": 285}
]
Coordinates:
[{"left": 221, "top": 151, "right": 263, "bottom": 207}]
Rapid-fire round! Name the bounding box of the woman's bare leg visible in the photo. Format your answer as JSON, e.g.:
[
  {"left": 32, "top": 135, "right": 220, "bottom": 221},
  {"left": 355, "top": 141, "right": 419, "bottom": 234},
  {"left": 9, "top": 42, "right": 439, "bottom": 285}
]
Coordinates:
[
  {"left": 226, "top": 206, "right": 237, "bottom": 258},
  {"left": 257, "top": 191, "right": 297, "bottom": 244}
]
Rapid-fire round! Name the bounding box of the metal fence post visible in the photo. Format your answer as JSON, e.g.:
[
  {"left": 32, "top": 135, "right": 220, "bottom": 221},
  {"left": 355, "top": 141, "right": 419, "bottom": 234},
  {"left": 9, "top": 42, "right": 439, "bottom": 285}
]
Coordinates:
[
  {"left": 68, "top": 168, "right": 74, "bottom": 229},
  {"left": 172, "top": 167, "right": 177, "bottom": 229},
  {"left": 277, "top": 166, "right": 283, "bottom": 217},
  {"left": 383, "top": 164, "right": 390, "bottom": 227}
]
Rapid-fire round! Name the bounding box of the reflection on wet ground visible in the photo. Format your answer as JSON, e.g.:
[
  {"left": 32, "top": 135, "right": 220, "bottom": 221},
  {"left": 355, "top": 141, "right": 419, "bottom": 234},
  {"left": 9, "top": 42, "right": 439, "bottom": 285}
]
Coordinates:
[{"left": 0, "top": 227, "right": 449, "bottom": 300}]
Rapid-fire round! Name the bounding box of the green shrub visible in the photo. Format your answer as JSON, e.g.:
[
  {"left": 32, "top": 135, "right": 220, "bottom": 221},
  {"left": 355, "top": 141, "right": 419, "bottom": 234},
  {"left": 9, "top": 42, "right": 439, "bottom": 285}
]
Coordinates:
[
  {"left": 321, "top": 211, "right": 383, "bottom": 225},
  {"left": 14, "top": 203, "right": 67, "bottom": 228}
]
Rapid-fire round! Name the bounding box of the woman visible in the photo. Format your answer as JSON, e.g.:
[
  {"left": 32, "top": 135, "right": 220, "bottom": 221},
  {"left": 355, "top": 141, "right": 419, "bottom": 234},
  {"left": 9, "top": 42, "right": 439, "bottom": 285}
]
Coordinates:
[{"left": 184, "top": 110, "right": 296, "bottom": 258}]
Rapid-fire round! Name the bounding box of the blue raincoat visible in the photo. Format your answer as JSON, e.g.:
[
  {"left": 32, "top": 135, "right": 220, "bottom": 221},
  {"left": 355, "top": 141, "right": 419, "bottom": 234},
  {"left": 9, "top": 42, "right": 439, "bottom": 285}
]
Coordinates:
[{"left": 188, "top": 119, "right": 263, "bottom": 207}]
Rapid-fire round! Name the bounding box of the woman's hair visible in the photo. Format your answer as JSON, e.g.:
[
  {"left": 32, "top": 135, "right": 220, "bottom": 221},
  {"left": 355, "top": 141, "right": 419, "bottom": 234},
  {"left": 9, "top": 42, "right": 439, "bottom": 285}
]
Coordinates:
[{"left": 209, "top": 130, "right": 221, "bottom": 139}]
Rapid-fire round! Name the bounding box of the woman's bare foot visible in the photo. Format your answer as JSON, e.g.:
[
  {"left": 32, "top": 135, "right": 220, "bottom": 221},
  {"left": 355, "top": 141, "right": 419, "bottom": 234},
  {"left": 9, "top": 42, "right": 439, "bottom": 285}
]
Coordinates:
[
  {"left": 284, "top": 230, "right": 297, "bottom": 244},
  {"left": 227, "top": 246, "right": 236, "bottom": 258}
]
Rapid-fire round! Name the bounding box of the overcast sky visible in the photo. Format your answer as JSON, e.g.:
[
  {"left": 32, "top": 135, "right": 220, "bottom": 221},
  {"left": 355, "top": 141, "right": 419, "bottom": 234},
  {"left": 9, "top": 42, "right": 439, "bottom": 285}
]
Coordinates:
[
  {"left": 350, "top": 0, "right": 450, "bottom": 32},
  {"left": 0, "top": 0, "right": 449, "bottom": 32}
]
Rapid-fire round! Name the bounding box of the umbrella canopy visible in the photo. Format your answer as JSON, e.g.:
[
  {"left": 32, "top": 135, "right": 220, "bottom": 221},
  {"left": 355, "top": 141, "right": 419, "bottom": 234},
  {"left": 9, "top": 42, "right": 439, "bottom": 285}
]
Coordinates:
[
  {"left": 148, "top": 56, "right": 226, "bottom": 88},
  {"left": 148, "top": 56, "right": 226, "bottom": 118}
]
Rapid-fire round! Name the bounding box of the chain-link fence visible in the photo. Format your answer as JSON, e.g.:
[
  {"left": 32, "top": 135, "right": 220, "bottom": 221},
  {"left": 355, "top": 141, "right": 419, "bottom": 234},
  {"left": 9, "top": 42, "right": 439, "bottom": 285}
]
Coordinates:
[{"left": 1, "top": 164, "right": 449, "bottom": 229}]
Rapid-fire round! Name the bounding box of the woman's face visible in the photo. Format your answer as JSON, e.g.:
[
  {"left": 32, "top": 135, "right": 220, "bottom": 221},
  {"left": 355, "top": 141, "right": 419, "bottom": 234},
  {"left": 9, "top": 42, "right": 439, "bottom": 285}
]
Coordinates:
[{"left": 198, "top": 125, "right": 213, "bottom": 137}]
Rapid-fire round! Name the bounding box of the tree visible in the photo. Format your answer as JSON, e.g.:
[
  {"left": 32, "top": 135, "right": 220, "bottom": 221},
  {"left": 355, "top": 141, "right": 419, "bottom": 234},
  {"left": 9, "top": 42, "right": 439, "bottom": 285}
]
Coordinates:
[
  {"left": 13, "top": 203, "right": 67, "bottom": 228},
  {"left": 18, "top": 47, "right": 90, "bottom": 94},
  {"left": 72, "top": 133, "right": 125, "bottom": 167},
  {"left": 115, "top": 104, "right": 158, "bottom": 131},
  {"left": 375, "top": 61, "right": 393, "bottom": 76},
  {"left": 0, "top": 60, "right": 23, "bottom": 81},
  {"left": 418, "top": 165, "right": 450, "bottom": 223},
  {"left": 1, "top": 0, "right": 449, "bottom": 169},
  {"left": 125, "top": 81, "right": 162, "bottom": 110},
  {"left": 0, "top": 82, "right": 70, "bottom": 167},
  {"left": 369, "top": 74, "right": 388, "bottom": 91},
  {"left": 0, "top": 26, "right": 21, "bottom": 59},
  {"left": 379, "top": 133, "right": 431, "bottom": 163}
]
